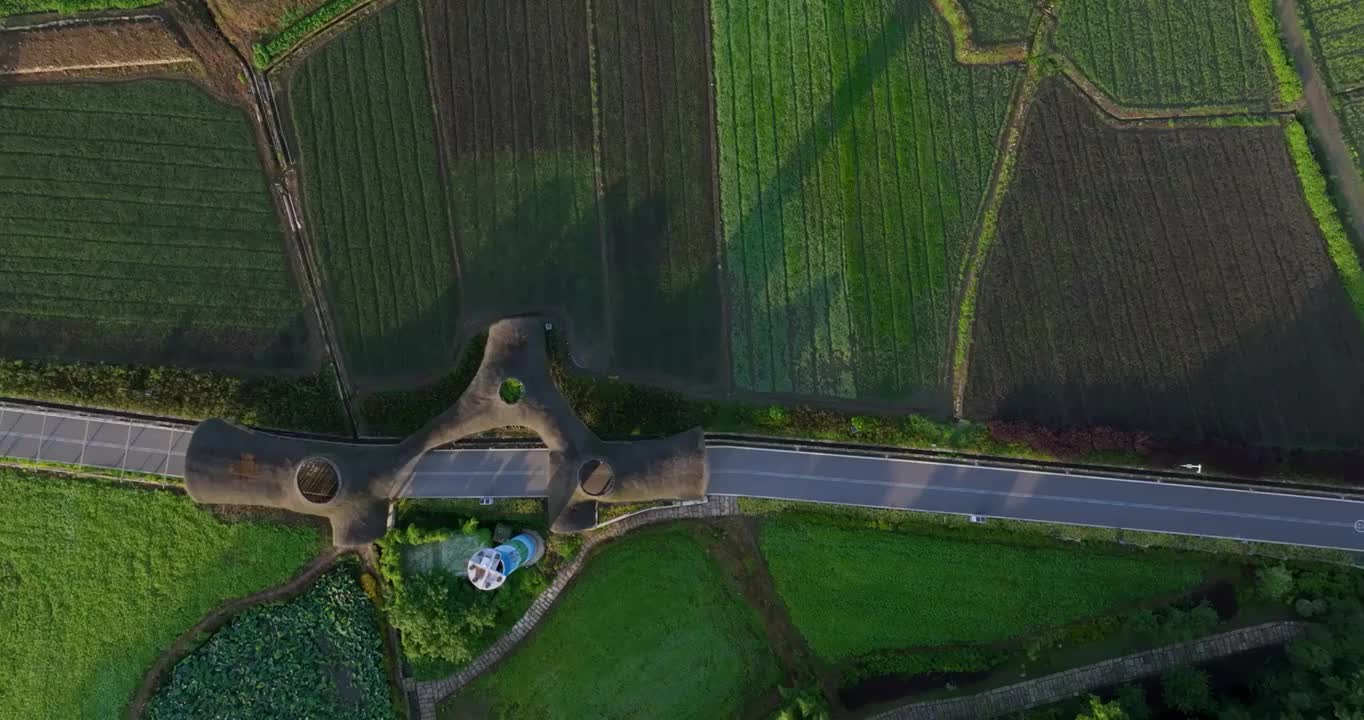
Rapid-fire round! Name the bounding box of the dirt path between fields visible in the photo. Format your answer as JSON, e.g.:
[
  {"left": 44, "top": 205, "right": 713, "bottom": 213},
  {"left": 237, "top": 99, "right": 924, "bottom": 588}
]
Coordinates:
[
  {"left": 125, "top": 547, "right": 347, "bottom": 719},
  {"left": 1278, "top": 0, "right": 1364, "bottom": 251}
]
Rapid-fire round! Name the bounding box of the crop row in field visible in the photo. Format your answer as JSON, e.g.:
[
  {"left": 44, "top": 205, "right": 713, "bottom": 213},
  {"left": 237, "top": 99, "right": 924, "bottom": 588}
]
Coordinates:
[
  {"left": 421, "top": 0, "right": 606, "bottom": 365},
  {"left": 594, "top": 0, "right": 724, "bottom": 385},
  {"left": 1054, "top": 0, "right": 1278, "bottom": 107},
  {"left": 1, "top": 468, "right": 321, "bottom": 718},
  {"left": 1302, "top": 0, "right": 1364, "bottom": 92},
  {"left": 1341, "top": 92, "right": 1364, "bottom": 166},
  {"left": 758, "top": 518, "right": 1208, "bottom": 664},
  {"left": 0, "top": 81, "right": 313, "bottom": 373},
  {"left": 449, "top": 529, "right": 780, "bottom": 720},
  {"left": 289, "top": 0, "right": 459, "bottom": 386},
  {"left": 964, "top": 81, "right": 1364, "bottom": 449},
  {"left": 147, "top": 564, "right": 392, "bottom": 720},
  {"left": 713, "top": 0, "right": 1017, "bottom": 402},
  {"left": 961, "top": 0, "right": 1033, "bottom": 44}
]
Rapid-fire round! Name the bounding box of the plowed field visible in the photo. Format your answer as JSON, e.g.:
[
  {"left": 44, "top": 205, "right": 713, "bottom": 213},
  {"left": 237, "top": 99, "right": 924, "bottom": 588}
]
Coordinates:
[
  {"left": 0, "top": 80, "right": 312, "bottom": 372},
  {"left": 289, "top": 0, "right": 458, "bottom": 386},
  {"left": 713, "top": 0, "right": 1017, "bottom": 402},
  {"left": 964, "top": 81, "right": 1364, "bottom": 450}
]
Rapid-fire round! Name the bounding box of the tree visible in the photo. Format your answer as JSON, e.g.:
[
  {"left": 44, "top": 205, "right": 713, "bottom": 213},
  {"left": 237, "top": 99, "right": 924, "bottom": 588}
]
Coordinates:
[
  {"left": 1161, "top": 665, "right": 1214, "bottom": 715},
  {"left": 1114, "top": 683, "right": 1150, "bottom": 720},
  {"left": 1256, "top": 565, "right": 1294, "bottom": 603},
  {"left": 1075, "top": 695, "right": 1128, "bottom": 720}
]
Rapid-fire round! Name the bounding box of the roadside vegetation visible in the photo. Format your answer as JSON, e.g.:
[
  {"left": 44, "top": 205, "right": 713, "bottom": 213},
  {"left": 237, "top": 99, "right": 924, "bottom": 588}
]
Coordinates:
[
  {"left": 146, "top": 562, "right": 393, "bottom": 719},
  {"left": 445, "top": 527, "right": 781, "bottom": 720},
  {"left": 375, "top": 505, "right": 577, "bottom": 680},
  {"left": 0, "top": 359, "right": 348, "bottom": 433},
  {"left": 0, "top": 468, "right": 321, "bottom": 719}
]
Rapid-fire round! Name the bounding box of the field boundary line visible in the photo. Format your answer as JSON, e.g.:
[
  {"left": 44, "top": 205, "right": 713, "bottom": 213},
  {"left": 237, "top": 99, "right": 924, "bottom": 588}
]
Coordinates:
[
  {"left": 1053, "top": 55, "right": 1301, "bottom": 122},
  {"left": 868, "top": 621, "right": 1309, "bottom": 720}
]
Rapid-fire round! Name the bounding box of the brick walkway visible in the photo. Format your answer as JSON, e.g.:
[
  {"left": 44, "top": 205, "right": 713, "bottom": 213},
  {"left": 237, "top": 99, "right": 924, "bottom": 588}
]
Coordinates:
[
  {"left": 407, "top": 496, "right": 740, "bottom": 719},
  {"left": 870, "top": 621, "right": 1309, "bottom": 720}
]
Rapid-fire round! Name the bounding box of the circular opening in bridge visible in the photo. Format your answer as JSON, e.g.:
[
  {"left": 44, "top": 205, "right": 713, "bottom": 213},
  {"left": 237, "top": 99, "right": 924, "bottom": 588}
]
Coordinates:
[
  {"left": 296, "top": 457, "right": 340, "bottom": 504},
  {"left": 578, "top": 459, "right": 614, "bottom": 496},
  {"left": 499, "top": 377, "right": 524, "bottom": 405}
]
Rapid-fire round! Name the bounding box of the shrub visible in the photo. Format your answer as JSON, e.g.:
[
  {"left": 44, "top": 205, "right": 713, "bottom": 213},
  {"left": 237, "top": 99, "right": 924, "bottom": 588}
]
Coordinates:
[
  {"left": 1257, "top": 564, "right": 1295, "bottom": 603},
  {"left": 1160, "top": 666, "right": 1214, "bottom": 715}
]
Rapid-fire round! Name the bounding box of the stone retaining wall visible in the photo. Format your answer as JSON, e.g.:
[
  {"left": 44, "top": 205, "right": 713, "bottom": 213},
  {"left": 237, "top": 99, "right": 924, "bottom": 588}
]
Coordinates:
[{"left": 871, "top": 621, "right": 1308, "bottom": 720}]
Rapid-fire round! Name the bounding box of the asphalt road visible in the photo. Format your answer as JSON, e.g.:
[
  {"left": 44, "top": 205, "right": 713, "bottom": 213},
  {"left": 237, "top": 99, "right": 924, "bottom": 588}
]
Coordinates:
[
  {"left": 406, "top": 446, "right": 1364, "bottom": 552},
  {"left": 4, "top": 404, "right": 1362, "bottom": 552},
  {"left": 0, "top": 403, "right": 190, "bottom": 477}
]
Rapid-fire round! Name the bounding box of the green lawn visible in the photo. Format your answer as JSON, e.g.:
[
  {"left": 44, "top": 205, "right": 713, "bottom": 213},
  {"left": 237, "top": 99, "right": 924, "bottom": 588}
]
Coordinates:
[
  {"left": 290, "top": 0, "right": 459, "bottom": 386},
  {"left": 0, "top": 0, "right": 152, "bottom": 15},
  {"left": 449, "top": 529, "right": 781, "bottom": 720},
  {"left": 759, "top": 519, "right": 1210, "bottom": 663},
  {"left": 713, "top": 0, "right": 1017, "bottom": 401},
  {"left": 146, "top": 564, "right": 393, "bottom": 720},
  {"left": 0, "top": 469, "right": 322, "bottom": 718},
  {"left": 0, "top": 81, "right": 311, "bottom": 373},
  {"left": 1055, "top": 0, "right": 1278, "bottom": 107}
]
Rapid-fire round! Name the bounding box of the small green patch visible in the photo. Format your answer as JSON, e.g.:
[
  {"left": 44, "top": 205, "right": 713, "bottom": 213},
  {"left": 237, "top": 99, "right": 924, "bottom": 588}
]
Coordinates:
[
  {"left": 451, "top": 529, "right": 781, "bottom": 719},
  {"left": 498, "top": 378, "right": 524, "bottom": 405},
  {"left": 145, "top": 563, "right": 395, "bottom": 720},
  {"left": 253, "top": 0, "right": 367, "bottom": 68}
]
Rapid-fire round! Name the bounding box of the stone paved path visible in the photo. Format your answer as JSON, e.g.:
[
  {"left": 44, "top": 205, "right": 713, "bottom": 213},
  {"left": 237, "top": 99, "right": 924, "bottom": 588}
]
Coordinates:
[{"left": 870, "top": 621, "right": 1308, "bottom": 720}]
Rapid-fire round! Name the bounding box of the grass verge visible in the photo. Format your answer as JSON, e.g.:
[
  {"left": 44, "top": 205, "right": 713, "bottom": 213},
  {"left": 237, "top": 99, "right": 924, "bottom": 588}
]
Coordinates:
[
  {"left": 1285, "top": 119, "right": 1364, "bottom": 319},
  {"left": 0, "top": 468, "right": 322, "bottom": 718},
  {"left": 1249, "top": 0, "right": 1306, "bottom": 103},
  {"left": 253, "top": 0, "right": 366, "bottom": 68},
  {"left": 447, "top": 527, "right": 781, "bottom": 719}
]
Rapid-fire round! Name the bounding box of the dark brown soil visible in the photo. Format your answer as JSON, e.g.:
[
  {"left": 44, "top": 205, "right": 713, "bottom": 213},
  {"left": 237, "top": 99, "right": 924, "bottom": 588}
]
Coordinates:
[{"left": 964, "top": 79, "right": 1364, "bottom": 451}]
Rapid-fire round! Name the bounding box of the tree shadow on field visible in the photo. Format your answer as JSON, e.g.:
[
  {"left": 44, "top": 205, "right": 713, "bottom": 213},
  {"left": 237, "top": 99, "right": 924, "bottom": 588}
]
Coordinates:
[
  {"left": 970, "top": 278, "right": 1364, "bottom": 474},
  {"left": 340, "top": 282, "right": 460, "bottom": 391},
  {"left": 601, "top": 178, "right": 726, "bottom": 388},
  {"left": 451, "top": 169, "right": 608, "bottom": 371},
  {"left": 723, "top": 0, "right": 954, "bottom": 411}
]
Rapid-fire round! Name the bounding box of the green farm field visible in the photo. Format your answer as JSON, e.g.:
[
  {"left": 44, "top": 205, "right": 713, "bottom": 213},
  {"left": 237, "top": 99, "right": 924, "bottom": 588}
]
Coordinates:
[
  {"left": 288, "top": 0, "right": 459, "bottom": 387},
  {"left": 0, "top": 81, "right": 313, "bottom": 373},
  {"left": 147, "top": 564, "right": 393, "bottom": 720},
  {"left": 1301, "top": 0, "right": 1364, "bottom": 92},
  {"left": 0, "top": 469, "right": 322, "bottom": 718},
  {"left": 446, "top": 529, "right": 781, "bottom": 720},
  {"left": 1055, "top": 0, "right": 1278, "bottom": 106},
  {"left": 1342, "top": 93, "right": 1364, "bottom": 165},
  {"left": 961, "top": 0, "right": 1034, "bottom": 44},
  {"left": 758, "top": 519, "right": 1210, "bottom": 664},
  {"left": 0, "top": 0, "right": 151, "bottom": 15},
  {"left": 713, "top": 0, "right": 1018, "bottom": 402}
]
